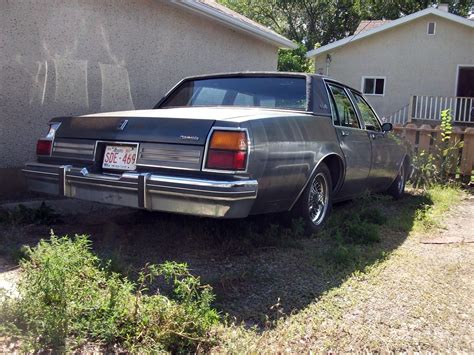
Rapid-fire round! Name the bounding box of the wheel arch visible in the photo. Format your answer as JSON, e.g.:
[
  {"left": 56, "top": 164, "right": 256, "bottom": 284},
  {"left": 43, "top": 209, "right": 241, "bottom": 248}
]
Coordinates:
[{"left": 288, "top": 153, "right": 345, "bottom": 211}]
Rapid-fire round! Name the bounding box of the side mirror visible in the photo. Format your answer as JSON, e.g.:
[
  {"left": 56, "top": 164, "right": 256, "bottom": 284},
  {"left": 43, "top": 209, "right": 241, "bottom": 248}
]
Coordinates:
[{"left": 381, "top": 122, "right": 393, "bottom": 132}]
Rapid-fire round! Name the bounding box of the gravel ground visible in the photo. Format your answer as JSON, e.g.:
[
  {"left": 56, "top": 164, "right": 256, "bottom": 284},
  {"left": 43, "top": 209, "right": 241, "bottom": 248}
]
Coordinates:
[
  {"left": 0, "top": 191, "right": 473, "bottom": 352},
  {"left": 216, "top": 194, "right": 474, "bottom": 352}
]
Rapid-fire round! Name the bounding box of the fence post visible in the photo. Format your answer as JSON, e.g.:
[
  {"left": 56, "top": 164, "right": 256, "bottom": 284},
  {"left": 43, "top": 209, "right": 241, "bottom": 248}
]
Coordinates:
[
  {"left": 418, "top": 124, "right": 433, "bottom": 152},
  {"left": 408, "top": 96, "right": 414, "bottom": 122},
  {"left": 404, "top": 123, "right": 417, "bottom": 148},
  {"left": 460, "top": 127, "right": 474, "bottom": 183},
  {"left": 433, "top": 125, "right": 442, "bottom": 148}
]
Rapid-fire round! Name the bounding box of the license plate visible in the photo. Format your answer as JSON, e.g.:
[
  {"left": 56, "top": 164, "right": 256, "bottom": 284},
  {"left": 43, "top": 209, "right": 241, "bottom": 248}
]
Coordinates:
[{"left": 102, "top": 145, "right": 138, "bottom": 171}]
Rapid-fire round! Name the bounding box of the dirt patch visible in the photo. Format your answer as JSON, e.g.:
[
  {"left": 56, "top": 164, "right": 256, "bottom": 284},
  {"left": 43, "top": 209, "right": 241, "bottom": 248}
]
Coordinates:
[{"left": 420, "top": 194, "right": 474, "bottom": 244}]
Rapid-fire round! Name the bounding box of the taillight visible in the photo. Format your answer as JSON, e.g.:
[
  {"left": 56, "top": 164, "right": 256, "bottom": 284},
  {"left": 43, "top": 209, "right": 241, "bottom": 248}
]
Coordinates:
[
  {"left": 205, "top": 130, "right": 248, "bottom": 171},
  {"left": 36, "top": 139, "right": 52, "bottom": 156},
  {"left": 36, "top": 122, "right": 61, "bottom": 156}
]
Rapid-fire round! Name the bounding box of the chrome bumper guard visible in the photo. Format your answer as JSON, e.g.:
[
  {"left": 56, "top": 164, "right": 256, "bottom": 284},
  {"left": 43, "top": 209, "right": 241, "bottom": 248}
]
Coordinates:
[{"left": 23, "top": 163, "right": 258, "bottom": 218}]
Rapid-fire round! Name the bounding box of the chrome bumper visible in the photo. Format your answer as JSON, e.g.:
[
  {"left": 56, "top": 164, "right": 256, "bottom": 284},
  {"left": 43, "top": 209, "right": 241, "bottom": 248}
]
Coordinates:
[{"left": 23, "top": 163, "right": 258, "bottom": 218}]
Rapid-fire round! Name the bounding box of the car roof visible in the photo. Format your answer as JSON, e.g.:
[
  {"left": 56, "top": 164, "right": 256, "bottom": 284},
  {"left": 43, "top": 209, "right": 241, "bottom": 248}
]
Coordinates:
[{"left": 180, "top": 71, "right": 314, "bottom": 81}]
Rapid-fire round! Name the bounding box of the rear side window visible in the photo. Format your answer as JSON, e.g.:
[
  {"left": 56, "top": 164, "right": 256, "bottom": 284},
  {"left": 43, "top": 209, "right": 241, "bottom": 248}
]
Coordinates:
[
  {"left": 351, "top": 92, "right": 381, "bottom": 131},
  {"left": 327, "top": 85, "right": 360, "bottom": 128}
]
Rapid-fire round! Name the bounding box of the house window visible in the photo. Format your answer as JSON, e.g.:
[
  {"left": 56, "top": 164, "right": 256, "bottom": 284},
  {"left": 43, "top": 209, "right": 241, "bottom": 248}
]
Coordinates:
[
  {"left": 427, "top": 22, "right": 436, "bottom": 35},
  {"left": 362, "top": 77, "right": 385, "bottom": 96}
]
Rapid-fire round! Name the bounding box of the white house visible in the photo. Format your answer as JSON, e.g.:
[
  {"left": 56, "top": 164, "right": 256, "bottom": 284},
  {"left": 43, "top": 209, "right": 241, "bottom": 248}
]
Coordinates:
[
  {"left": 307, "top": 7, "right": 474, "bottom": 124},
  {"left": 0, "top": 0, "right": 295, "bottom": 196}
]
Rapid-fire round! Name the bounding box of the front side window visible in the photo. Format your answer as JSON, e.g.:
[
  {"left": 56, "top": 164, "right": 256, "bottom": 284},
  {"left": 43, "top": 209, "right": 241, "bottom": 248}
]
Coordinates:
[
  {"left": 362, "top": 77, "right": 385, "bottom": 96},
  {"left": 351, "top": 92, "right": 381, "bottom": 131},
  {"left": 328, "top": 85, "right": 360, "bottom": 128},
  {"left": 160, "top": 76, "right": 307, "bottom": 111}
]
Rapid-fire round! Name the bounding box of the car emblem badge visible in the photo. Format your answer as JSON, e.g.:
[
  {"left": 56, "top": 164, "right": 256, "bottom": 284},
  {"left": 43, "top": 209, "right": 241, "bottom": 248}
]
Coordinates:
[
  {"left": 180, "top": 135, "right": 199, "bottom": 141},
  {"left": 117, "top": 120, "right": 128, "bottom": 131}
]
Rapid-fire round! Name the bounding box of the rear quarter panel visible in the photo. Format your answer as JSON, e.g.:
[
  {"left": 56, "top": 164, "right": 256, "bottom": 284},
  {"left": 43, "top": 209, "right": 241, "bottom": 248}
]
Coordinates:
[{"left": 241, "top": 114, "right": 342, "bottom": 214}]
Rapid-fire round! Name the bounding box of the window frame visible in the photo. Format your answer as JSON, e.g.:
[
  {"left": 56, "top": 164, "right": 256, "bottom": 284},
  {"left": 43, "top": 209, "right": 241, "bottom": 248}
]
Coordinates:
[
  {"left": 427, "top": 21, "right": 436, "bottom": 35},
  {"left": 361, "top": 76, "right": 386, "bottom": 96},
  {"left": 349, "top": 90, "right": 383, "bottom": 132},
  {"left": 326, "top": 82, "right": 363, "bottom": 130},
  {"left": 157, "top": 75, "right": 309, "bottom": 112}
]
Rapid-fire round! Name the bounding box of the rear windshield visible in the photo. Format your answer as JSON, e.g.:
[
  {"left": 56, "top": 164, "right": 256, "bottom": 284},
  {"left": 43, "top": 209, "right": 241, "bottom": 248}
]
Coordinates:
[{"left": 160, "top": 76, "right": 307, "bottom": 111}]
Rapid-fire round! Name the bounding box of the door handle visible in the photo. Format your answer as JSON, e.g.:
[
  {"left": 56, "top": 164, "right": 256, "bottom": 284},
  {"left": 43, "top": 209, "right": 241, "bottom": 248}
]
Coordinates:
[{"left": 341, "top": 131, "right": 349, "bottom": 137}]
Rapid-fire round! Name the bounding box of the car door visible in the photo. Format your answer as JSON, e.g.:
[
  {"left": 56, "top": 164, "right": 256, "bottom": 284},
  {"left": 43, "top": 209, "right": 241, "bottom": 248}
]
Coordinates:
[
  {"left": 326, "top": 83, "right": 372, "bottom": 199},
  {"left": 350, "top": 91, "right": 400, "bottom": 191}
]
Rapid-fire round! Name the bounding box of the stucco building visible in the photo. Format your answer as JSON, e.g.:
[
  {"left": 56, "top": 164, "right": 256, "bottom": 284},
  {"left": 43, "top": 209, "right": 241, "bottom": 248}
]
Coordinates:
[
  {"left": 0, "top": 0, "right": 295, "bottom": 196},
  {"left": 307, "top": 7, "right": 474, "bottom": 123}
]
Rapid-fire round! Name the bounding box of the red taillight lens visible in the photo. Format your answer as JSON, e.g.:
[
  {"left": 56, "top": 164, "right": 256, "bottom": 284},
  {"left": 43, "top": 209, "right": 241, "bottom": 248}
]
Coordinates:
[
  {"left": 207, "top": 150, "right": 247, "bottom": 170},
  {"left": 36, "top": 139, "right": 52, "bottom": 156},
  {"left": 205, "top": 130, "right": 248, "bottom": 171}
]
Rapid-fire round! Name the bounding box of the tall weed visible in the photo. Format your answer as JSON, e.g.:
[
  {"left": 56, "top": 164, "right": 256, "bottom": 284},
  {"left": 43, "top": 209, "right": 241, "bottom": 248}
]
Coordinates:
[
  {"left": 410, "top": 109, "right": 464, "bottom": 189},
  {"left": 0, "top": 234, "right": 218, "bottom": 352}
]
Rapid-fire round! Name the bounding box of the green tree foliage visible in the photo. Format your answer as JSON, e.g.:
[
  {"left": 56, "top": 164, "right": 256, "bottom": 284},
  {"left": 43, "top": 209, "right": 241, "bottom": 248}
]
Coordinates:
[
  {"left": 366, "top": 0, "right": 472, "bottom": 19},
  {"left": 277, "top": 44, "right": 312, "bottom": 72},
  {"left": 218, "top": 0, "right": 472, "bottom": 71}
]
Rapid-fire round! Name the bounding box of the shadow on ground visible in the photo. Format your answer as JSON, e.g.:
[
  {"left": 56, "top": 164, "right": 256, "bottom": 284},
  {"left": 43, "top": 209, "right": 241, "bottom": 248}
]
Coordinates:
[{"left": 0, "top": 191, "right": 432, "bottom": 329}]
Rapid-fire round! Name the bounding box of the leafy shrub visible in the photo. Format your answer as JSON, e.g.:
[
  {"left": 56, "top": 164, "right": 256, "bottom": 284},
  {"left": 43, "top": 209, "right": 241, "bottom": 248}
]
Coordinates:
[
  {"left": 409, "top": 109, "right": 464, "bottom": 189},
  {"left": 0, "top": 234, "right": 219, "bottom": 352},
  {"left": 438, "top": 109, "right": 463, "bottom": 181},
  {"left": 0, "top": 202, "right": 60, "bottom": 225},
  {"left": 411, "top": 151, "right": 439, "bottom": 189}
]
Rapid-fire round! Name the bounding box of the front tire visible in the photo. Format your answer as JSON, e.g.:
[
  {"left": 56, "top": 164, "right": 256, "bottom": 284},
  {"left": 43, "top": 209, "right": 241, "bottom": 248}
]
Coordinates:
[{"left": 293, "top": 163, "right": 333, "bottom": 234}]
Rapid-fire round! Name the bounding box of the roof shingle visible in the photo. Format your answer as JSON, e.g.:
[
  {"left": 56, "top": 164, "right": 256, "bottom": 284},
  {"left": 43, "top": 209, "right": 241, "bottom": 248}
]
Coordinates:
[{"left": 354, "top": 20, "right": 392, "bottom": 34}]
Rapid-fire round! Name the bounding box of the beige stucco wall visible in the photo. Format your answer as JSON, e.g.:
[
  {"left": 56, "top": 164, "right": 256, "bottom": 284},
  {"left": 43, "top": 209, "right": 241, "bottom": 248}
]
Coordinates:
[
  {"left": 0, "top": 0, "right": 278, "bottom": 172},
  {"left": 313, "top": 14, "right": 474, "bottom": 118}
]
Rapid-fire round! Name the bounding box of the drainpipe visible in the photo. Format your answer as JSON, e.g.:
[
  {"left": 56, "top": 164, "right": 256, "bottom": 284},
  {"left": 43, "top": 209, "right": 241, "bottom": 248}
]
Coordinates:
[{"left": 325, "top": 54, "right": 332, "bottom": 76}]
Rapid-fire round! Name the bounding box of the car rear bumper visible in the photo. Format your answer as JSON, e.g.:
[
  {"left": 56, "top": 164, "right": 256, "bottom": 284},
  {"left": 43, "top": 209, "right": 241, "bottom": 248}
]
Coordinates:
[{"left": 22, "top": 163, "right": 258, "bottom": 218}]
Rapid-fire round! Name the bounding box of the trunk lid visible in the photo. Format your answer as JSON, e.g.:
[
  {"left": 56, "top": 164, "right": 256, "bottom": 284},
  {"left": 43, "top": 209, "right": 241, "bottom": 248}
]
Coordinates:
[{"left": 55, "top": 115, "right": 214, "bottom": 146}]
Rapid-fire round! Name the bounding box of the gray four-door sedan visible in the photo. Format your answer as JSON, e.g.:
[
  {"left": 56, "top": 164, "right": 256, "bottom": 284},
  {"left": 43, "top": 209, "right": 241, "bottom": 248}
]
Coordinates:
[{"left": 24, "top": 72, "right": 409, "bottom": 232}]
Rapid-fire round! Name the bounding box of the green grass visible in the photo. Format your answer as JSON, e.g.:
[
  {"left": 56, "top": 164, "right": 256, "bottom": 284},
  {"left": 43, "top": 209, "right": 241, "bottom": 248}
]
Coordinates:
[
  {"left": 0, "top": 185, "right": 465, "bottom": 352},
  {"left": 214, "top": 185, "right": 466, "bottom": 352},
  {"left": 412, "top": 185, "right": 462, "bottom": 232},
  {"left": 0, "top": 234, "right": 219, "bottom": 353}
]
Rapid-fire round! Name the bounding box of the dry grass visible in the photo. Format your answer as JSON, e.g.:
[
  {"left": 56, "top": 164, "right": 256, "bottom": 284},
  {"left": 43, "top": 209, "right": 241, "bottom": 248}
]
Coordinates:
[
  {"left": 213, "top": 188, "right": 474, "bottom": 353},
  {"left": 1, "top": 186, "right": 472, "bottom": 352}
]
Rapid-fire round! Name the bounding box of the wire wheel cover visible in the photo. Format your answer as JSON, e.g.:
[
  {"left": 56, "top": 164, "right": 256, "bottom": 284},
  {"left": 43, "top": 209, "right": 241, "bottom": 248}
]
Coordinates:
[{"left": 308, "top": 172, "right": 329, "bottom": 225}]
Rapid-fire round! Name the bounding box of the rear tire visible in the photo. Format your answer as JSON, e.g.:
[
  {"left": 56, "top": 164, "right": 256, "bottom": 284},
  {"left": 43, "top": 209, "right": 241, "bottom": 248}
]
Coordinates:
[
  {"left": 388, "top": 163, "right": 406, "bottom": 200},
  {"left": 293, "top": 163, "right": 333, "bottom": 234}
]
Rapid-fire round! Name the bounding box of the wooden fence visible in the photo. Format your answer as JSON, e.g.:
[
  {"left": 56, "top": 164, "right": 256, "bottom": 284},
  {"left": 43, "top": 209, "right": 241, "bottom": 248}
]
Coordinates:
[{"left": 393, "top": 123, "right": 474, "bottom": 182}]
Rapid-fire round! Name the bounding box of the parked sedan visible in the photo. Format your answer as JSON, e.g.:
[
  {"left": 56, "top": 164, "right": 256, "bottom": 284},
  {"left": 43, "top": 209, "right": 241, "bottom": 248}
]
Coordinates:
[{"left": 24, "top": 72, "right": 410, "bottom": 232}]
